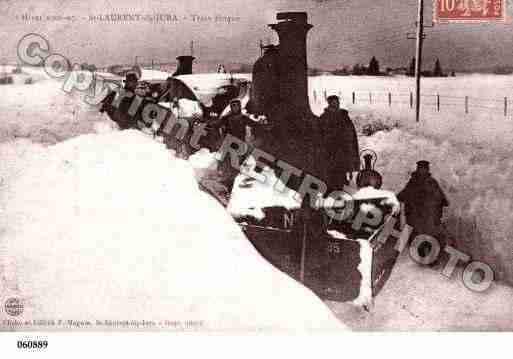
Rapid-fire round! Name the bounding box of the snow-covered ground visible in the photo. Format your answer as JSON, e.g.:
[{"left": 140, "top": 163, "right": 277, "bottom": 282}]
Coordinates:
[
  {"left": 309, "top": 74, "right": 513, "bottom": 285},
  {"left": 0, "top": 129, "right": 343, "bottom": 331},
  {"left": 1, "top": 69, "right": 513, "bottom": 330},
  {"left": 309, "top": 74, "right": 513, "bottom": 150},
  {"left": 329, "top": 253, "right": 513, "bottom": 331}
]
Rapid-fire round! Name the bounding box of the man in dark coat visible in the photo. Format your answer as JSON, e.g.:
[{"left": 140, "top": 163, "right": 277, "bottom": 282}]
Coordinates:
[
  {"left": 398, "top": 160, "right": 449, "bottom": 236},
  {"left": 318, "top": 95, "right": 360, "bottom": 191},
  {"left": 99, "top": 72, "right": 139, "bottom": 129},
  {"left": 214, "top": 99, "right": 255, "bottom": 141},
  {"left": 211, "top": 99, "right": 258, "bottom": 191}
]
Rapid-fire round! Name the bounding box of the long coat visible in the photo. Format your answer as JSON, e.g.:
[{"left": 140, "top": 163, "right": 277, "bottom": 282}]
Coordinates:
[
  {"left": 317, "top": 108, "right": 360, "bottom": 190},
  {"left": 397, "top": 172, "right": 449, "bottom": 234}
]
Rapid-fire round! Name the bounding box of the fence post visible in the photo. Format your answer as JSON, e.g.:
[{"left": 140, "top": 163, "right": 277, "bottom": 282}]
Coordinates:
[
  {"left": 323, "top": 90, "right": 327, "bottom": 100},
  {"left": 505, "top": 97, "right": 508, "bottom": 117},
  {"left": 91, "top": 72, "right": 96, "bottom": 98},
  {"left": 369, "top": 92, "right": 372, "bottom": 104},
  {"left": 73, "top": 105, "right": 79, "bottom": 122},
  {"left": 410, "top": 92, "right": 413, "bottom": 109},
  {"left": 352, "top": 91, "right": 355, "bottom": 104},
  {"left": 313, "top": 90, "right": 317, "bottom": 102},
  {"left": 388, "top": 92, "right": 391, "bottom": 107},
  {"left": 437, "top": 93, "right": 440, "bottom": 112},
  {"left": 465, "top": 96, "right": 469, "bottom": 114}
]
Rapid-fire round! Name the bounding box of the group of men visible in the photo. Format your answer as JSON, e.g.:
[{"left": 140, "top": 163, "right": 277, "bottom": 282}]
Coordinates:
[
  {"left": 211, "top": 94, "right": 449, "bottom": 235},
  {"left": 100, "top": 73, "right": 450, "bottom": 244},
  {"left": 319, "top": 95, "right": 449, "bottom": 241},
  {"left": 218, "top": 94, "right": 449, "bottom": 246}
]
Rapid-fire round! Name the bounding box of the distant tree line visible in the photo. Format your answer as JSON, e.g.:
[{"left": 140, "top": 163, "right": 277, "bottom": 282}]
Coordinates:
[
  {"left": 406, "top": 57, "right": 454, "bottom": 77},
  {"left": 329, "top": 56, "right": 456, "bottom": 77},
  {"left": 331, "top": 56, "right": 384, "bottom": 76}
]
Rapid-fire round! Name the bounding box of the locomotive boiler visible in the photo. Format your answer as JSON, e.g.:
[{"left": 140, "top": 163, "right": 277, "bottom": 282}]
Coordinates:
[
  {"left": 249, "top": 12, "right": 320, "bottom": 188},
  {"left": 226, "top": 12, "right": 401, "bottom": 308}
]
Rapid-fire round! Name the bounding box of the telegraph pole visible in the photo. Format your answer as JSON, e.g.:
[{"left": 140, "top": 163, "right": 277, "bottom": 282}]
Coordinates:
[{"left": 414, "top": 0, "right": 424, "bottom": 122}]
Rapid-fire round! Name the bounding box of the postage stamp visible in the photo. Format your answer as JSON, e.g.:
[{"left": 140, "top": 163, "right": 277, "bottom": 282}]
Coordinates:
[{"left": 434, "top": 0, "right": 506, "bottom": 22}]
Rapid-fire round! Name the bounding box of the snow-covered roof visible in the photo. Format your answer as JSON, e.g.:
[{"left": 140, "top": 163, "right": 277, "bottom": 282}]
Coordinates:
[
  {"left": 227, "top": 158, "right": 400, "bottom": 220},
  {"left": 175, "top": 73, "right": 251, "bottom": 88},
  {"left": 172, "top": 73, "right": 251, "bottom": 106},
  {"left": 139, "top": 68, "right": 174, "bottom": 81}
]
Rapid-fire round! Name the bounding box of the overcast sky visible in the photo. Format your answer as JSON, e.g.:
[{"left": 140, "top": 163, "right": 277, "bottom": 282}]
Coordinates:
[{"left": 1, "top": 0, "right": 512, "bottom": 70}]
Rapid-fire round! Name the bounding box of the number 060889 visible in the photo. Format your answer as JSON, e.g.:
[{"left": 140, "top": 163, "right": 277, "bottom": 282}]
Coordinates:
[{"left": 17, "top": 340, "right": 48, "bottom": 350}]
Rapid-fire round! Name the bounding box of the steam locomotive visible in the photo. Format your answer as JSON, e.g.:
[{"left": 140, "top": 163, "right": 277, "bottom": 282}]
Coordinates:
[{"left": 100, "top": 11, "right": 401, "bottom": 309}]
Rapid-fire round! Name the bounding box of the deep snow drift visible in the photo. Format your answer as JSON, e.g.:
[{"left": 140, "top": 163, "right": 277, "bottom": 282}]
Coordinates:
[
  {"left": 358, "top": 128, "right": 513, "bottom": 284},
  {"left": 0, "top": 130, "right": 344, "bottom": 331}
]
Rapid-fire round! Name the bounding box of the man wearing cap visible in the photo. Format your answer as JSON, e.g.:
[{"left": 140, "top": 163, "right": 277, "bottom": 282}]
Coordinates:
[
  {"left": 318, "top": 95, "right": 360, "bottom": 191},
  {"left": 398, "top": 160, "right": 449, "bottom": 239},
  {"left": 211, "top": 99, "right": 258, "bottom": 191}
]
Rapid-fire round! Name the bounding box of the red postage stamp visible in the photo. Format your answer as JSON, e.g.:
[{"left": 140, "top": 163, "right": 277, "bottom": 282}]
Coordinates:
[{"left": 434, "top": 0, "right": 506, "bottom": 22}]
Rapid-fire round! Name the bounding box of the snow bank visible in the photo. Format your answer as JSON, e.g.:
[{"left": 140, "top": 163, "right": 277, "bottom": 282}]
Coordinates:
[
  {"left": 0, "top": 130, "right": 344, "bottom": 331},
  {"left": 360, "top": 128, "right": 513, "bottom": 284},
  {"left": 0, "top": 71, "right": 106, "bottom": 145}
]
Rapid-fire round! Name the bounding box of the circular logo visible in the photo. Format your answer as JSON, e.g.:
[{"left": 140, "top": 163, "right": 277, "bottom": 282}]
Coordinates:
[{"left": 4, "top": 297, "right": 24, "bottom": 317}]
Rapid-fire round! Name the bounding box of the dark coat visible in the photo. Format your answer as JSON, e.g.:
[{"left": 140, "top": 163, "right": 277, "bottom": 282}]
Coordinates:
[
  {"left": 214, "top": 112, "right": 255, "bottom": 143},
  {"left": 99, "top": 90, "right": 137, "bottom": 130},
  {"left": 318, "top": 108, "right": 360, "bottom": 189},
  {"left": 398, "top": 171, "right": 449, "bottom": 233}
]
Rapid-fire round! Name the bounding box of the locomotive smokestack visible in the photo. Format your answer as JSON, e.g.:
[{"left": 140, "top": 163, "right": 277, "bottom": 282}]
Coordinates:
[
  {"left": 173, "top": 55, "right": 195, "bottom": 76},
  {"left": 269, "top": 12, "right": 313, "bottom": 114},
  {"left": 250, "top": 11, "right": 318, "bottom": 187}
]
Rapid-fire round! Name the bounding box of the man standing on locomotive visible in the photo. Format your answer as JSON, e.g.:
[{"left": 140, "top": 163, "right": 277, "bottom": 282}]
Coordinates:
[
  {"left": 211, "top": 99, "right": 259, "bottom": 191},
  {"left": 318, "top": 95, "right": 360, "bottom": 191},
  {"left": 99, "top": 71, "right": 139, "bottom": 130}
]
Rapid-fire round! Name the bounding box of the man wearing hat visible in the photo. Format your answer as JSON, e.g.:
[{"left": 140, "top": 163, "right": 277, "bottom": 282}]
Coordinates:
[
  {"left": 124, "top": 71, "right": 139, "bottom": 92},
  {"left": 318, "top": 95, "right": 360, "bottom": 191},
  {"left": 398, "top": 160, "right": 449, "bottom": 241}
]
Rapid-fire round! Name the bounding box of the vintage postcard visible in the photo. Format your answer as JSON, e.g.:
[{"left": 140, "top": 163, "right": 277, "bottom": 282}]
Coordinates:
[{"left": 1, "top": 0, "right": 513, "bottom": 341}]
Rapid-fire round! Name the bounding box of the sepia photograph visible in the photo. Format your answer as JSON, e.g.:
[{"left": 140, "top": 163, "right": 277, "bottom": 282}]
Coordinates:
[{"left": 1, "top": 0, "right": 513, "bottom": 340}]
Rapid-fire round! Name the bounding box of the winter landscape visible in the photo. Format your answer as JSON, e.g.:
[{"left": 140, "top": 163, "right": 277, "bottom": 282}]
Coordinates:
[
  {"left": 1, "top": 64, "right": 513, "bottom": 330},
  {"left": 2, "top": 0, "right": 513, "bottom": 338}
]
